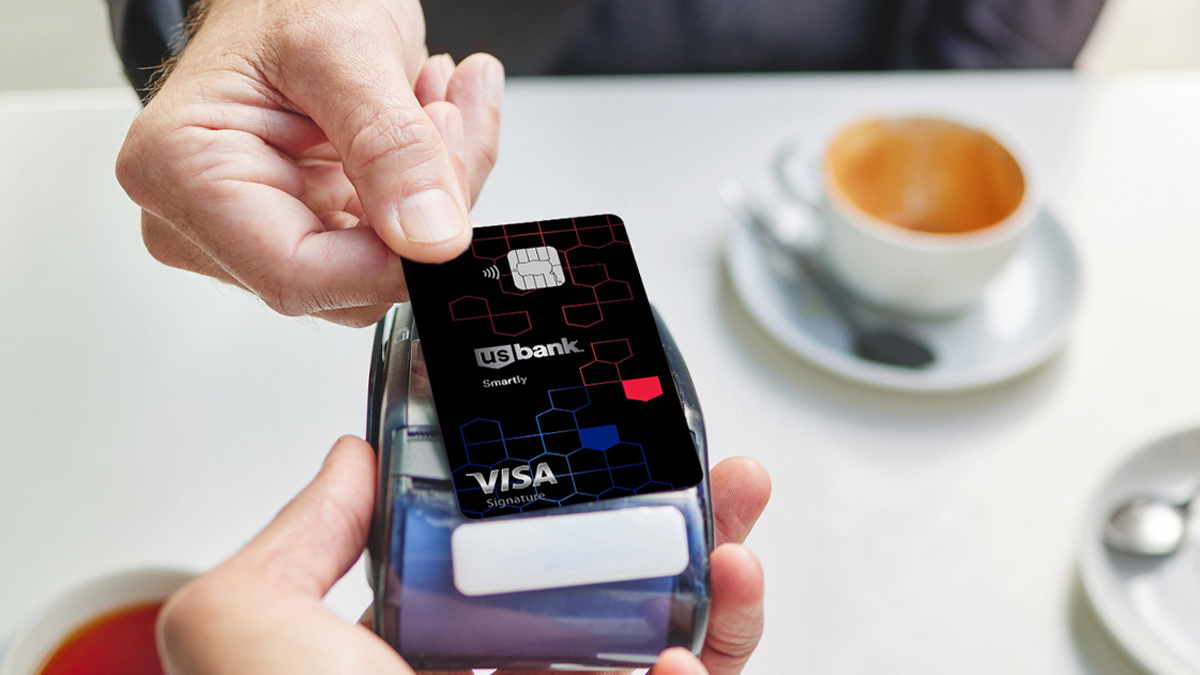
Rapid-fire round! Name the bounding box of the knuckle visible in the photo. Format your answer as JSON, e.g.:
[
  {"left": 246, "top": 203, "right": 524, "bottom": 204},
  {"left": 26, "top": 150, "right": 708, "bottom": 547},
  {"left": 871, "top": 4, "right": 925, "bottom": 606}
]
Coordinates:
[
  {"left": 114, "top": 146, "right": 139, "bottom": 198},
  {"left": 271, "top": 5, "right": 386, "bottom": 65},
  {"left": 115, "top": 115, "right": 157, "bottom": 204},
  {"left": 713, "top": 509, "right": 749, "bottom": 546},
  {"left": 273, "top": 9, "right": 357, "bottom": 60},
  {"left": 116, "top": 106, "right": 198, "bottom": 213},
  {"left": 708, "top": 618, "right": 763, "bottom": 661},
  {"left": 345, "top": 110, "right": 442, "bottom": 179}
]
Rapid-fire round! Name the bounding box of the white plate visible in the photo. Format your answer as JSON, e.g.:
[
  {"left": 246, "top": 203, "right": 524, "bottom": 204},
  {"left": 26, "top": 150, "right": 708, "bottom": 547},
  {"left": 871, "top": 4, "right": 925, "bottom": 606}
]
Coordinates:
[
  {"left": 1080, "top": 428, "right": 1200, "bottom": 675},
  {"left": 725, "top": 208, "right": 1082, "bottom": 392}
]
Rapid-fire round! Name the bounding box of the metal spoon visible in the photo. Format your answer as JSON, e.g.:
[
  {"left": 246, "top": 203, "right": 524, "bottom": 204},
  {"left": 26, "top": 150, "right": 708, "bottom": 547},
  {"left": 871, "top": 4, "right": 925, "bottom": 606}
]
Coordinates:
[
  {"left": 721, "top": 181, "right": 936, "bottom": 369},
  {"left": 1104, "top": 489, "right": 1197, "bottom": 556}
]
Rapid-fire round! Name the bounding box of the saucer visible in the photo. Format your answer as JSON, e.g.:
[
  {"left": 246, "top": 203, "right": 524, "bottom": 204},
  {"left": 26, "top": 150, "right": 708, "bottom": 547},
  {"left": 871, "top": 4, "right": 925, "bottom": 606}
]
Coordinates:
[
  {"left": 725, "top": 208, "right": 1082, "bottom": 392},
  {"left": 1079, "top": 428, "right": 1200, "bottom": 675}
]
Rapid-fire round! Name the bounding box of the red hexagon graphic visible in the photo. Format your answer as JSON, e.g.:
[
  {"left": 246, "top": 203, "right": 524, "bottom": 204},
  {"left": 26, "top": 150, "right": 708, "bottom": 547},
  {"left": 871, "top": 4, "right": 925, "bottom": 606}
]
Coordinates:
[{"left": 622, "top": 376, "right": 663, "bottom": 402}]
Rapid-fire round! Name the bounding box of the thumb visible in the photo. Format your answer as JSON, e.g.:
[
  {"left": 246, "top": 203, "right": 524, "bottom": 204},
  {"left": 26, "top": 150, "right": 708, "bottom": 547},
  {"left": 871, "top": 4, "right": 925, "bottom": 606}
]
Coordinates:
[
  {"left": 230, "top": 436, "right": 378, "bottom": 597},
  {"left": 276, "top": 28, "right": 472, "bottom": 261}
]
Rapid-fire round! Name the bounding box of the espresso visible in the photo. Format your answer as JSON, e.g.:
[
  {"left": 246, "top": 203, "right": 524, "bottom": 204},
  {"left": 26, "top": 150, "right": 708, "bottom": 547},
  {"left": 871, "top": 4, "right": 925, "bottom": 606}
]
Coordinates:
[{"left": 825, "top": 117, "right": 1025, "bottom": 234}]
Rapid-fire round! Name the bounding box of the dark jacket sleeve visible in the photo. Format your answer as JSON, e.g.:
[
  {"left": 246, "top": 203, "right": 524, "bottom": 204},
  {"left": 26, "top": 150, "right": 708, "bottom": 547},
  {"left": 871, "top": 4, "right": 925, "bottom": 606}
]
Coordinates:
[
  {"left": 427, "top": 0, "right": 1105, "bottom": 74},
  {"left": 107, "top": 0, "right": 1106, "bottom": 92},
  {"left": 104, "top": 0, "right": 191, "bottom": 100},
  {"left": 896, "top": 0, "right": 1107, "bottom": 68}
]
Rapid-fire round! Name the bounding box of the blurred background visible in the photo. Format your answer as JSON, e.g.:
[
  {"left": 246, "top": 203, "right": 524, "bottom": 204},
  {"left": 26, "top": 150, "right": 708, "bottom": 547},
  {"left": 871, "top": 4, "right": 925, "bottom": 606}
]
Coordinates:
[
  {"left": 2, "top": 0, "right": 1200, "bottom": 91},
  {"left": 2, "top": 2, "right": 1199, "bottom": 674}
]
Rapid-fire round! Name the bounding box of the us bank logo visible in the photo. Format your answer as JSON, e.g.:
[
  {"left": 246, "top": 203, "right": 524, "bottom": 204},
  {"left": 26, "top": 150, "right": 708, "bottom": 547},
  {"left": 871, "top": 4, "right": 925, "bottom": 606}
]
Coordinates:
[
  {"left": 475, "top": 344, "right": 515, "bottom": 369},
  {"left": 474, "top": 338, "right": 584, "bottom": 369}
]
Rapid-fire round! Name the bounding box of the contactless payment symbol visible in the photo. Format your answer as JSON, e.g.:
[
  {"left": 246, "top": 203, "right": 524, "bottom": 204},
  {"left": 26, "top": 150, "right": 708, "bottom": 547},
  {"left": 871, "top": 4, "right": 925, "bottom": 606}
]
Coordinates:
[{"left": 507, "top": 246, "right": 565, "bottom": 290}]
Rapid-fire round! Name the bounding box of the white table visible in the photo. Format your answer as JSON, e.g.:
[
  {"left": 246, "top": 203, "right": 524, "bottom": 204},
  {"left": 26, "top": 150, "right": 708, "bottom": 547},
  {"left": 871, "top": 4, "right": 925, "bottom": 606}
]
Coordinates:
[{"left": 3, "top": 71, "right": 1200, "bottom": 674}]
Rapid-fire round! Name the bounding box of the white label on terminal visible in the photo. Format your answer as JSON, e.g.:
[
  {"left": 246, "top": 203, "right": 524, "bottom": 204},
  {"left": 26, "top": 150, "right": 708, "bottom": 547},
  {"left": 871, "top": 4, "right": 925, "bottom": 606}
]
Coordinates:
[{"left": 451, "top": 505, "right": 690, "bottom": 596}]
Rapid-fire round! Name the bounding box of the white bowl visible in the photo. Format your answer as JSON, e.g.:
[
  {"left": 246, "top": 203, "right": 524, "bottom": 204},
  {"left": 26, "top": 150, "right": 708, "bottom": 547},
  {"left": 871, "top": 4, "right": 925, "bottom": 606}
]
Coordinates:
[{"left": 0, "top": 568, "right": 195, "bottom": 675}]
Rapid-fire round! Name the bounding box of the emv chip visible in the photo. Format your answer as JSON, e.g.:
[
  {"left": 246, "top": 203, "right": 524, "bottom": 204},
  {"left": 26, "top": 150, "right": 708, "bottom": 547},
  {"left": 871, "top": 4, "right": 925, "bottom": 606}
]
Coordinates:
[{"left": 507, "top": 246, "right": 565, "bottom": 290}]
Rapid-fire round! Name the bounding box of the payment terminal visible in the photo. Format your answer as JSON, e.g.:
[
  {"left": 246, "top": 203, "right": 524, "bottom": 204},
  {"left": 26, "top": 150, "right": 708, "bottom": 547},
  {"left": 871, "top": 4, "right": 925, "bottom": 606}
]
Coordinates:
[{"left": 365, "top": 215, "right": 713, "bottom": 670}]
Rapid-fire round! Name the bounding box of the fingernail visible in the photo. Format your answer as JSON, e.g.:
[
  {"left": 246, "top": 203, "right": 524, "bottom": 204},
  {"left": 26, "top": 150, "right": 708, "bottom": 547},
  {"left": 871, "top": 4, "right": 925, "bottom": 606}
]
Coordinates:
[
  {"left": 396, "top": 189, "right": 466, "bottom": 244},
  {"left": 484, "top": 59, "right": 505, "bottom": 108}
]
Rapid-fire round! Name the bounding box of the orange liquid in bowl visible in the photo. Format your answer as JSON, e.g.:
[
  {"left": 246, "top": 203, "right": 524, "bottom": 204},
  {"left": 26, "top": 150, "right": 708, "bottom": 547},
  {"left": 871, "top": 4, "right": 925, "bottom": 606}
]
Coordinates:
[{"left": 38, "top": 602, "right": 164, "bottom": 675}]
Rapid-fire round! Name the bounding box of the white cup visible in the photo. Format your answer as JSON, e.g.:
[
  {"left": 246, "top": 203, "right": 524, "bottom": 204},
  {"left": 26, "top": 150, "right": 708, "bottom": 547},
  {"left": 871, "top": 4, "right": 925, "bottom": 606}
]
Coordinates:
[
  {"left": 773, "top": 115, "right": 1040, "bottom": 317},
  {"left": 0, "top": 568, "right": 194, "bottom": 675}
]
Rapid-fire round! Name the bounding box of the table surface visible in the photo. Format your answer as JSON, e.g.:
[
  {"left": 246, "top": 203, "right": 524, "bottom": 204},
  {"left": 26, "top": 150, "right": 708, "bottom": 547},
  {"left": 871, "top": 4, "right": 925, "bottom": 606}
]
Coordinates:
[{"left": 3, "top": 70, "right": 1200, "bottom": 674}]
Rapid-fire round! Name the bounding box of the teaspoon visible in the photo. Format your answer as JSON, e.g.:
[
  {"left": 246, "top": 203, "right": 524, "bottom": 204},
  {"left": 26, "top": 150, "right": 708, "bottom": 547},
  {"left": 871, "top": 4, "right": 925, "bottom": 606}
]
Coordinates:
[
  {"left": 1104, "top": 489, "right": 1197, "bottom": 556},
  {"left": 721, "top": 181, "right": 936, "bottom": 370}
]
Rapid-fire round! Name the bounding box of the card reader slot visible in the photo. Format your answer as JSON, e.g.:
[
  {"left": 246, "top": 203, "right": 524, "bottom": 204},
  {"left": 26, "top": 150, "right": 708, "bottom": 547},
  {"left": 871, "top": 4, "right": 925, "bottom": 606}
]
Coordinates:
[{"left": 394, "top": 425, "right": 452, "bottom": 480}]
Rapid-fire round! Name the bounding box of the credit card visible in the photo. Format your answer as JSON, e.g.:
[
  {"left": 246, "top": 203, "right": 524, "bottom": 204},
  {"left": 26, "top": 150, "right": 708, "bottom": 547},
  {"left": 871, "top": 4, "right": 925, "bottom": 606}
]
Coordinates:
[{"left": 402, "top": 214, "right": 704, "bottom": 519}]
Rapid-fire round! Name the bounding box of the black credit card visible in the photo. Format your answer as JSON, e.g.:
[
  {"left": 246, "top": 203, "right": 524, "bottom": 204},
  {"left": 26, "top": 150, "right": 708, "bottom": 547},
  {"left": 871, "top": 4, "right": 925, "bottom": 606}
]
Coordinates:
[{"left": 402, "top": 214, "right": 703, "bottom": 519}]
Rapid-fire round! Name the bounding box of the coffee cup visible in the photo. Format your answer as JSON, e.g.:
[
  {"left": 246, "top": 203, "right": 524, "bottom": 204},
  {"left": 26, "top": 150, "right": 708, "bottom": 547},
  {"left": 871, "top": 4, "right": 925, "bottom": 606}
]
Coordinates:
[
  {"left": 0, "top": 568, "right": 194, "bottom": 675},
  {"left": 773, "top": 114, "right": 1039, "bottom": 317}
]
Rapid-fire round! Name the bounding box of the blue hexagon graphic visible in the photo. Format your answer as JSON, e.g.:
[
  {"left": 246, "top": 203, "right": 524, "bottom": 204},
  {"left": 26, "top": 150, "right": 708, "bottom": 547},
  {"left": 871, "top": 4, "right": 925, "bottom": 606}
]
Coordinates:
[{"left": 579, "top": 425, "right": 619, "bottom": 450}]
